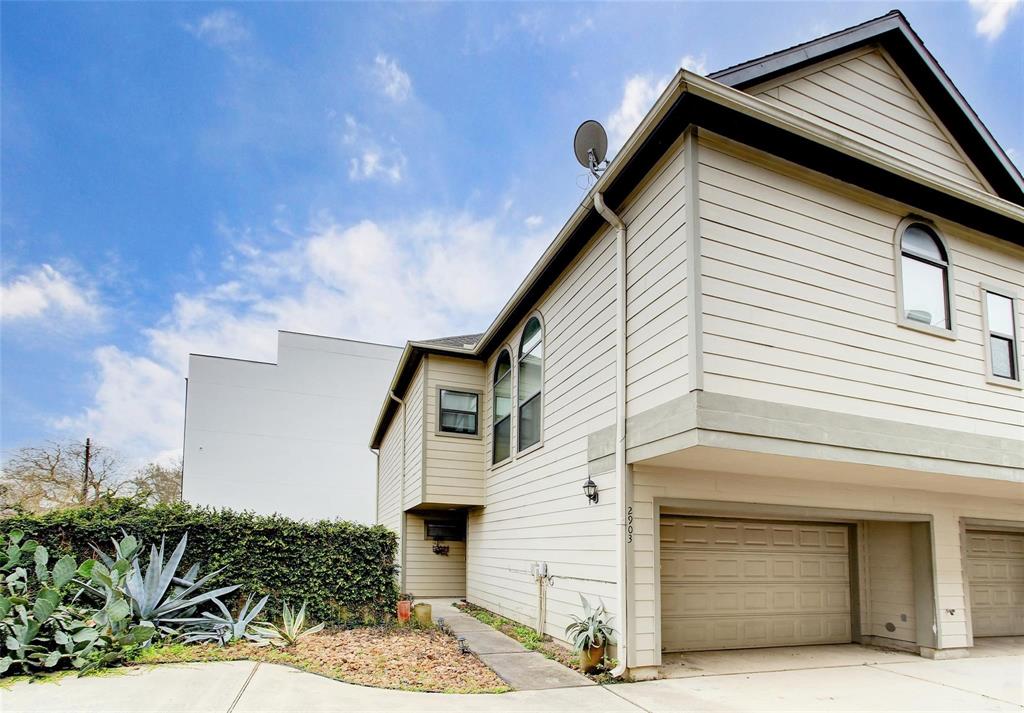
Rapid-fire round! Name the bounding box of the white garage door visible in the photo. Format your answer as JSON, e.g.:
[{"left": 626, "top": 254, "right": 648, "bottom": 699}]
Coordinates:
[
  {"left": 661, "top": 517, "right": 852, "bottom": 652},
  {"left": 966, "top": 530, "right": 1024, "bottom": 637}
]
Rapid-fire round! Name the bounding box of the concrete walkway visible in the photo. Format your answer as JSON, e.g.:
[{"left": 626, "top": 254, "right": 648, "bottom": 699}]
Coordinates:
[
  {"left": 422, "top": 598, "right": 593, "bottom": 690},
  {"left": 4, "top": 653, "right": 1021, "bottom": 712}
]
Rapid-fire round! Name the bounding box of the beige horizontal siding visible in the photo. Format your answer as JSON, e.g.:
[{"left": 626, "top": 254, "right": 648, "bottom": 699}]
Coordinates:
[
  {"left": 622, "top": 137, "right": 690, "bottom": 416},
  {"left": 404, "top": 513, "right": 466, "bottom": 598},
  {"left": 402, "top": 362, "right": 425, "bottom": 509},
  {"left": 751, "top": 48, "right": 986, "bottom": 192},
  {"left": 698, "top": 139, "right": 1023, "bottom": 441},
  {"left": 470, "top": 223, "right": 619, "bottom": 639},
  {"left": 465, "top": 134, "right": 694, "bottom": 644},
  {"left": 376, "top": 415, "right": 403, "bottom": 536},
  {"left": 423, "top": 356, "right": 485, "bottom": 506}
]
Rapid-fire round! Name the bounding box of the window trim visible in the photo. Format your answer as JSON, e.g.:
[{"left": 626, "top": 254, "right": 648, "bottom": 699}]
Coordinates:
[
  {"left": 423, "top": 516, "right": 465, "bottom": 542},
  {"left": 435, "top": 386, "right": 482, "bottom": 439},
  {"left": 980, "top": 282, "right": 1022, "bottom": 389},
  {"left": 893, "top": 217, "right": 958, "bottom": 340},
  {"left": 516, "top": 313, "right": 545, "bottom": 456},
  {"left": 490, "top": 348, "right": 514, "bottom": 468}
]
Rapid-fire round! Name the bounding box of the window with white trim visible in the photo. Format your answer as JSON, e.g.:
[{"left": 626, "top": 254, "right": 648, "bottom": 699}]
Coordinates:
[
  {"left": 438, "top": 389, "right": 479, "bottom": 435},
  {"left": 983, "top": 288, "right": 1019, "bottom": 383},
  {"left": 517, "top": 316, "right": 543, "bottom": 452},
  {"left": 899, "top": 222, "right": 951, "bottom": 331},
  {"left": 492, "top": 350, "right": 512, "bottom": 464}
]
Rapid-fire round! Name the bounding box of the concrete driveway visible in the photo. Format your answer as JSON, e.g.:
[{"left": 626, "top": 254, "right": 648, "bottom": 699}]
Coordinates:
[{"left": 3, "top": 653, "right": 1021, "bottom": 712}]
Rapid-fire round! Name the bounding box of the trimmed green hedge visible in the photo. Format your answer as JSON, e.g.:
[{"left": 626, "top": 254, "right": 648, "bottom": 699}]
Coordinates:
[{"left": 2, "top": 498, "right": 398, "bottom": 625}]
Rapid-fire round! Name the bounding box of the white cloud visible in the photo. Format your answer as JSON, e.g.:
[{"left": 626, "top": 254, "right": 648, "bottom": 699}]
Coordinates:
[
  {"left": 183, "top": 9, "right": 249, "bottom": 47},
  {"left": 57, "top": 211, "right": 551, "bottom": 463},
  {"left": 524, "top": 215, "right": 544, "bottom": 229},
  {"left": 606, "top": 54, "right": 708, "bottom": 151},
  {"left": 1, "top": 264, "right": 101, "bottom": 323},
  {"left": 970, "top": 0, "right": 1021, "bottom": 40},
  {"left": 607, "top": 74, "right": 670, "bottom": 150},
  {"left": 342, "top": 115, "right": 407, "bottom": 184},
  {"left": 680, "top": 54, "right": 708, "bottom": 76},
  {"left": 372, "top": 54, "right": 412, "bottom": 102}
]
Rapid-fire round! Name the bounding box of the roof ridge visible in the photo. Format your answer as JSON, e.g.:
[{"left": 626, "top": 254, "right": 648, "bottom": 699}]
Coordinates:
[{"left": 708, "top": 10, "right": 902, "bottom": 80}]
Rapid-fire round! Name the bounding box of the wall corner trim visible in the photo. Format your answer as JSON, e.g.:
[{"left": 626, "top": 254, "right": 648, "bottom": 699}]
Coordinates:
[{"left": 684, "top": 127, "right": 704, "bottom": 392}]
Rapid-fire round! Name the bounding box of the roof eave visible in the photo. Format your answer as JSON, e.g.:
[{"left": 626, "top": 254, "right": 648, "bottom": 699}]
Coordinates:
[{"left": 368, "top": 340, "right": 481, "bottom": 449}]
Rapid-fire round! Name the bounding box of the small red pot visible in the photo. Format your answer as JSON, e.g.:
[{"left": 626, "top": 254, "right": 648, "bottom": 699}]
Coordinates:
[{"left": 397, "top": 600, "right": 412, "bottom": 623}]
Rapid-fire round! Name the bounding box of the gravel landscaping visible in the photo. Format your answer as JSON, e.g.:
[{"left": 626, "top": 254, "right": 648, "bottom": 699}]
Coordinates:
[{"left": 131, "top": 627, "right": 510, "bottom": 694}]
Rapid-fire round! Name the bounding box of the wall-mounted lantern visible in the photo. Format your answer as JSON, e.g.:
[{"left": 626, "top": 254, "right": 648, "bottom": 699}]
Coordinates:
[{"left": 583, "top": 477, "right": 599, "bottom": 504}]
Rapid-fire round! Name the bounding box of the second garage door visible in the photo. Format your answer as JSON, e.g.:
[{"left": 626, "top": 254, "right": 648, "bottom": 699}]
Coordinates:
[
  {"left": 661, "top": 517, "right": 852, "bottom": 652},
  {"left": 966, "top": 530, "right": 1024, "bottom": 637}
]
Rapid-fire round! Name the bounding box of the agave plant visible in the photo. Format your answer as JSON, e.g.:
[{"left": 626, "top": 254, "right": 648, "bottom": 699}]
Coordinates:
[
  {"left": 83, "top": 532, "right": 239, "bottom": 634},
  {"left": 251, "top": 601, "right": 325, "bottom": 647},
  {"left": 564, "top": 594, "right": 615, "bottom": 653},
  {"left": 179, "top": 593, "right": 270, "bottom": 646}
]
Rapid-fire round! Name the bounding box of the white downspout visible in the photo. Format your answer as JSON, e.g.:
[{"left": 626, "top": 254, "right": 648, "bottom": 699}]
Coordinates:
[
  {"left": 594, "top": 191, "right": 629, "bottom": 678},
  {"left": 389, "top": 391, "right": 407, "bottom": 594}
]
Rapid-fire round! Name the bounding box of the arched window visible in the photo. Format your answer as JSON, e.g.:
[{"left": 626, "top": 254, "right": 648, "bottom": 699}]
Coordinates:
[
  {"left": 899, "top": 222, "right": 952, "bottom": 332},
  {"left": 492, "top": 350, "right": 512, "bottom": 464},
  {"left": 517, "top": 316, "right": 543, "bottom": 452}
]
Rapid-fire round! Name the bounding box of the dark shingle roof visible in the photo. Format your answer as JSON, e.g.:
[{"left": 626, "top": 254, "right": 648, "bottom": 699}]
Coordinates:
[{"left": 418, "top": 333, "right": 484, "bottom": 350}]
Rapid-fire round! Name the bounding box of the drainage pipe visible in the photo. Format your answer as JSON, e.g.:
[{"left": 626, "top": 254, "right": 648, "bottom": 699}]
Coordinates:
[
  {"left": 594, "top": 191, "right": 629, "bottom": 678},
  {"left": 388, "top": 391, "right": 407, "bottom": 594}
]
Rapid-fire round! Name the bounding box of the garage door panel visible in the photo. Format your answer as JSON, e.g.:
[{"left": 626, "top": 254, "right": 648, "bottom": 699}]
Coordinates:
[
  {"left": 661, "top": 552, "right": 850, "bottom": 583},
  {"left": 661, "top": 517, "right": 852, "bottom": 651},
  {"left": 663, "top": 614, "right": 852, "bottom": 651},
  {"left": 966, "top": 530, "right": 1024, "bottom": 638},
  {"left": 663, "top": 519, "right": 848, "bottom": 553},
  {"left": 663, "top": 583, "right": 850, "bottom": 617}
]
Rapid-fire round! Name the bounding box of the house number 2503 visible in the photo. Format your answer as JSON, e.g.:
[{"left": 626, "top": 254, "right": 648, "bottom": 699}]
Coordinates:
[{"left": 627, "top": 506, "right": 634, "bottom": 544}]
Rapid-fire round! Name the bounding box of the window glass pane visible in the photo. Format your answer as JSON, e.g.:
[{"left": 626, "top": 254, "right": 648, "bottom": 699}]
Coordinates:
[
  {"left": 441, "top": 411, "right": 477, "bottom": 434},
  {"left": 518, "top": 353, "right": 542, "bottom": 402},
  {"left": 986, "top": 292, "right": 1015, "bottom": 336},
  {"left": 441, "top": 390, "right": 478, "bottom": 413},
  {"left": 990, "top": 335, "right": 1016, "bottom": 380},
  {"left": 493, "top": 417, "right": 511, "bottom": 463},
  {"left": 902, "top": 225, "right": 944, "bottom": 262},
  {"left": 518, "top": 394, "right": 541, "bottom": 450},
  {"left": 520, "top": 318, "right": 542, "bottom": 357},
  {"left": 901, "top": 255, "right": 949, "bottom": 328},
  {"left": 494, "top": 352, "right": 512, "bottom": 383},
  {"left": 494, "top": 373, "right": 511, "bottom": 420}
]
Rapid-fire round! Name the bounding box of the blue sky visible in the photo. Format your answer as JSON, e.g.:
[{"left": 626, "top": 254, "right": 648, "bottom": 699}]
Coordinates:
[{"left": 2, "top": 1, "right": 1022, "bottom": 464}]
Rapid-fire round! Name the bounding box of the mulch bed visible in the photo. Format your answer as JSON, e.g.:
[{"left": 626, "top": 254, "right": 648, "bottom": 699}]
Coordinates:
[{"left": 132, "top": 627, "right": 509, "bottom": 694}]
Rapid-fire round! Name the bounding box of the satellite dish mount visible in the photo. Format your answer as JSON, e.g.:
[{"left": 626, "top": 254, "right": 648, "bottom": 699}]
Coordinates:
[{"left": 574, "top": 119, "right": 609, "bottom": 179}]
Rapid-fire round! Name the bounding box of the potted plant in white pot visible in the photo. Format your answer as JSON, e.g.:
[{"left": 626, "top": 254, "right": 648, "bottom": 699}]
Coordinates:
[{"left": 565, "top": 594, "right": 615, "bottom": 673}]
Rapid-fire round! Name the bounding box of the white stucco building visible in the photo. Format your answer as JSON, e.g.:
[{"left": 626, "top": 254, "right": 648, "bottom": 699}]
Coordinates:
[{"left": 183, "top": 331, "right": 401, "bottom": 522}]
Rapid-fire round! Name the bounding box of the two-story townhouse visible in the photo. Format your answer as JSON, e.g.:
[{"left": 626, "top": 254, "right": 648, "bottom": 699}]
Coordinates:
[{"left": 371, "top": 11, "right": 1023, "bottom": 679}]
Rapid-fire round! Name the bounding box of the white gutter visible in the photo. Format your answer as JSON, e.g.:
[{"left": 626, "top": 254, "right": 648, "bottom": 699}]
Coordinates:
[
  {"left": 388, "top": 391, "right": 407, "bottom": 594},
  {"left": 594, "top": 191, "right": 629, "bottom": 678}
]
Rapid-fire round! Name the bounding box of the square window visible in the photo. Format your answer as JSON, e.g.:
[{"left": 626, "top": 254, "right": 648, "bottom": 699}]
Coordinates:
[{"left": 439, "top": 389, "right": 479, "bottom": 435}]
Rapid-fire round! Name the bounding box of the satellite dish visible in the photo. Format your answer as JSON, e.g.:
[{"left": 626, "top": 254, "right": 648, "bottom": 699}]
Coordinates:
[{"left": 574, "top": 120, "right": 608, "bottom": 176}]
